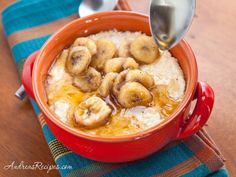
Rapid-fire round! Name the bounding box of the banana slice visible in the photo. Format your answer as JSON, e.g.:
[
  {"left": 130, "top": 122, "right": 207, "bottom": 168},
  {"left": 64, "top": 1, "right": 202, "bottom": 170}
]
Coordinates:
[
  {"left": 118, "top": 40, "right": 132, "bottom": 57},
  {"left": 104, "top": 57, "right": 139, "bottom": 73},
  {"left": 90, "top": 39, "right": 116, "bottom": 70},
  {"left": 66, "top": 46, "right": 91, "bottom": 75},
  {"left": 126, "top": 69, "right": 154, "bottom": 88},
  {"left": 74, "top": 96, "right": 112, "bottom": 129},
  {"left": 73, "top": 67, "right": 101, "bottom": 92},
  {"left": 98, "top": 72, "right": 118, "bottom": 97},
  {"left": 112, "top": 70, "right": 128, "bottom": 97},
  {"left": 117, "top": 82, "right": 153, "bottom": 108},
  {"left": 130, "top": 36, "right": 160, "bottom": 64},
  {"left": 104, "top": 58, "right": 123, "bottom": 73},
  {"left": 72, "top": 37, "right": 97, "bottom": 55},
  {"left": 123, "top": 57, "right": 139, "bottom": 70}
]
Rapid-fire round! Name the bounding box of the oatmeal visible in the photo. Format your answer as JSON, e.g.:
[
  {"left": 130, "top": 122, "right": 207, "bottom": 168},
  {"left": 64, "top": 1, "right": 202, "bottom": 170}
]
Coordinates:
[{"left": 45, "top": 30, "right": 185, "bottom": 136}]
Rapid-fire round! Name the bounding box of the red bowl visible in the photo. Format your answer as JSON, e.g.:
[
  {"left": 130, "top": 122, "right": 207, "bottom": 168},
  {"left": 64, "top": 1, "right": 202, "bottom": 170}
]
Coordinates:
[{"left": 22, "top": 11, "right": 214, "bottom": 162}]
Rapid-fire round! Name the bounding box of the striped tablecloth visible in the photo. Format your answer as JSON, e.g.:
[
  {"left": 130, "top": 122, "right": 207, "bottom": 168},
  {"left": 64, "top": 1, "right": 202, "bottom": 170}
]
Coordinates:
[{"left": 1, "top": 0, "right": 228, "bottom": 176}]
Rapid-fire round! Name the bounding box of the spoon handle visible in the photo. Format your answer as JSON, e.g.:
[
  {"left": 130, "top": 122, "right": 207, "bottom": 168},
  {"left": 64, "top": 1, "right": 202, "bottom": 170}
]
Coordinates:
[{"left": 15, "top": 85, "right": 27, "bottom": 100}]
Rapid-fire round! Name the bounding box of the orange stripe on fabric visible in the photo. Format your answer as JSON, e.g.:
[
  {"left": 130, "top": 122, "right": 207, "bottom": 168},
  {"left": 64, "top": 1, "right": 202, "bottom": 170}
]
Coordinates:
[
  {"left": 38, "top": 113, "right": 44, "bottom": 122},
  {"left": 197, "top": 129, "right": 225, "bottom": 161},
  {"left": 152, "top": 157, "right": 201, "bottom": 177},
  {"left": 184, "top": 134, "right": 224, "bottom": 171},
  {"left": 194, "top": 144, "right": 223, "bottom": 171},
  {"left": 7, "top": 14, "right": 77, "bottom": 48},
  {"left": 38, "top": 113, "right": 46, "bottom": 126}
]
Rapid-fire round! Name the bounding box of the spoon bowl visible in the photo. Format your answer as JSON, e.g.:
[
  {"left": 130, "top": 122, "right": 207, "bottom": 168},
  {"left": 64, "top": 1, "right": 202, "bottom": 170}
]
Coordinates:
[
  {"left": 79, "top": 0, "right": 118, "bottom": 17},
  {"left": 150, "top": 0, "right": 196, "bottom": 50}
]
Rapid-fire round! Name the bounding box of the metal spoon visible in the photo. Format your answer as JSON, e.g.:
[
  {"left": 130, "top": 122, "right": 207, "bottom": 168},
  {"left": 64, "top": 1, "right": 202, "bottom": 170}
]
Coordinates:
[
  {"left": 15, "top": 0, "right": 118, "bottom": 100},
  {"left": 149, "top": 0, "right": 196, "bottom": 50},
  {"left": 78, "top": 0, "right": 118, "bottom": 17}
]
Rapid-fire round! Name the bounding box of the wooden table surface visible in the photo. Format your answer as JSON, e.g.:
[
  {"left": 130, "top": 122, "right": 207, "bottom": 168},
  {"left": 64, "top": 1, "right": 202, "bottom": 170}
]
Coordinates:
[{"left": 0, "top": 0, "right": 236, "bottom": 176}]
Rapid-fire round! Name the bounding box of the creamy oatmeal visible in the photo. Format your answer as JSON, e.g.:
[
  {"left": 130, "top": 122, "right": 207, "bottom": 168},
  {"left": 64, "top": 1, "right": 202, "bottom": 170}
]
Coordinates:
[{"left": 45, "top": 30, "right": 185, "bottom": 136}]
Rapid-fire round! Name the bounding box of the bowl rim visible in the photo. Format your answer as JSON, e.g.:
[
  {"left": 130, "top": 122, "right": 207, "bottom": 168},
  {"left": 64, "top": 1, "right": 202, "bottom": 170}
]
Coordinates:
[{"left": 32, "top": 11, "right": 198, "bottom": 142}]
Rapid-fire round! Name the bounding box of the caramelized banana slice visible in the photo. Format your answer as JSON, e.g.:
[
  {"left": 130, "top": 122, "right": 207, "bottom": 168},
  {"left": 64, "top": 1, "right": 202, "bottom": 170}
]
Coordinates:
[
  {"left": 126, "top": 69, "right": 154, "bottom": 88},
  {"left": 117, "top": 82, "right": 153, "bottom": 108},
  {"left": 90, "top": 39, "right": 116, "bottom": 70},
  {"left": 112, "top": 70, "right": 128, "bottom": 97},
  {"left": 74, "top": 96, "right": 112, "bottom": 129},
  {"left": 104, "top": 57, "right": 139, "bottom": 73},
  {"left": 104, "top": 58, "right": 123, "bottom": 73},
  {"left": 130, "top": 36, "right": 160, "bottom": 64},
  {"left": 66, "top": 46, "right": 91, "bottom": 75},
  {"left": 72, "top": 37, "right": 97, "bottom": 55},
  {"left": 123, "top": 57, "right": 139, "bottom": 70},
  {"left": 73, "top": 67, "right": 101, "bottom": 92},
  {"left": 98, "top": 72, "right": 118, "bottom": 97}
]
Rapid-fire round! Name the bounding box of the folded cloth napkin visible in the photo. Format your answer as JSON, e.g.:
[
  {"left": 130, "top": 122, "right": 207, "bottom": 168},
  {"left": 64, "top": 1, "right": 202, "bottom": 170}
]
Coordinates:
[{"left": 1, "top": 0, "right": 228, "bottom": 176}]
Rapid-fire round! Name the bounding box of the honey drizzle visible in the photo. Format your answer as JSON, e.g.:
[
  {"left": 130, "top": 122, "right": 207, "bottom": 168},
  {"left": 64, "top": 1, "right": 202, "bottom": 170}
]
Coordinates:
[{"left": 64, "top": 84, "right": 180, "bottom": 136}]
